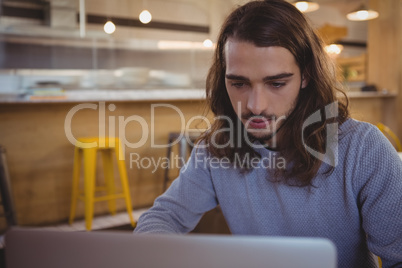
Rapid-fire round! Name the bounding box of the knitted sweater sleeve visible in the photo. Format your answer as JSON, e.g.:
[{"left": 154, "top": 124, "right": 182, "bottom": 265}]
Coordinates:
[
  {"left": 352, "top": 126, "right": 402, "bottom": 267},
  {"left": 134, "top": 147, "right": 218, "bottom": 234}
]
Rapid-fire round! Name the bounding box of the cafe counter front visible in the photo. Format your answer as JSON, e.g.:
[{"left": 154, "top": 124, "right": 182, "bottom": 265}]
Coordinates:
[{"left": 0, "top": 88, "right": 212, "bottom": 228}]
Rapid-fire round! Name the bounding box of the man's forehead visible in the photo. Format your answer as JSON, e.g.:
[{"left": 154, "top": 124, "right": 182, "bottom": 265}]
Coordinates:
[
  {"left": 223, "top": 39, "right": 295, "bottom": 63},
  {"left": 224, "top": 38, "right": 289, "bottom": 51},
  {"left": 224, "top": 40, "right": 299, "bottom": 74}
]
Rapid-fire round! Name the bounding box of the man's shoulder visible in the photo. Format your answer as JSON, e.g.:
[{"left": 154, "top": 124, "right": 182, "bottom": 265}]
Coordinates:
[
  {"left": 339, "top": 118, "right": 376, "bottom": 132},
  {"left": 339, "top": 118, "right": 380, "bottom": 140},
  {"left": 192, "top": 140, "right": 211, "bottom": 155},
  {"left": 338, "top": 118, "right": 392, "bottom": 154}
]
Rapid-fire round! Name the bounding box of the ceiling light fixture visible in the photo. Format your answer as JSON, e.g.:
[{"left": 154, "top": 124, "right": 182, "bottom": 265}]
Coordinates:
[
  {"left": 347, "top": 5, "right": 379, "bottom": 21},
  {"left": 203, "top": 39, "right": 213, "bottom": 48},
  {"left": 293, "top": 1, "right": 319, "bottom": 13},
  {"left": 139, "top": 10, "right": 152, "bottom": 24},
  {"left": 139, "top": 0, "right": 152, "bottom": 24},
  {"left": 104, "top": 20, "right": 116, "bottom": 34},
  {"left": 324, "top": 44, "right": 344, "bottom": 57}
]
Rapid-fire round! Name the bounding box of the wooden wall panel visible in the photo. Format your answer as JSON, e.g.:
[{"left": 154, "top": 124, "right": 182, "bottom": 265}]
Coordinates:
[{"left": 367, "top": 0, "right": 401, "bottom": 140}]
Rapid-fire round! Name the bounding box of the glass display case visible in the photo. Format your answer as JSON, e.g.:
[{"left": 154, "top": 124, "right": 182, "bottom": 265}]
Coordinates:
[
  {"left": 0, "top": 0, "right": 215, "bottom": 100},
  {"left": 0, "top": 34, "right": 214, "bottom": 95}
]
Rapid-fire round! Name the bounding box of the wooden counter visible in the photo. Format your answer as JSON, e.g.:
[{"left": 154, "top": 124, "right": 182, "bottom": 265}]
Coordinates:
[{"left": 0, "top": 91, "right": 212, "bottom": 228}]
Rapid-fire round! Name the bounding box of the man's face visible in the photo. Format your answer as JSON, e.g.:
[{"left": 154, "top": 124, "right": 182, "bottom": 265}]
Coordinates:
[{"left": 224, "top": 39, "right": 308, "bottom": 145}]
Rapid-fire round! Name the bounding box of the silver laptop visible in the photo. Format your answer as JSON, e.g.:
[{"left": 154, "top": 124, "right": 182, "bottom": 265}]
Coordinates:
[{"left": 5, "top": 227, "right": 337, "bottom": 268}]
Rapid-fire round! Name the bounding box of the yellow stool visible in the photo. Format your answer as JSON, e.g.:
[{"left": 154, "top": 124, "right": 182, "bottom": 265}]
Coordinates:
[{"left": 69, "top": 137, "right": 136, "bottom": 231}]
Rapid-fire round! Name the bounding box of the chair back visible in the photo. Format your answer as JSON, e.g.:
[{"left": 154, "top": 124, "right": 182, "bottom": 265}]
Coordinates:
[{"left": 377, "top": 123, "right": 402, "bottom": 152}]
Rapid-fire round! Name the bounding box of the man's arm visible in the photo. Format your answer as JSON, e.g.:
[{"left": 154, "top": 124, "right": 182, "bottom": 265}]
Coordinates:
[
  {"left": 134, "top": 147, "right": 218, "bottom": 234},
  {"left": 354, "top": 126, "right": 402, "bottom": 267}
]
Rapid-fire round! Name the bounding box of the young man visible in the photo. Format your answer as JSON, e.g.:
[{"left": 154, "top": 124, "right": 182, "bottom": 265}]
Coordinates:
[{"left": 134, "top": 1, "right": 402, "bottom": 267}]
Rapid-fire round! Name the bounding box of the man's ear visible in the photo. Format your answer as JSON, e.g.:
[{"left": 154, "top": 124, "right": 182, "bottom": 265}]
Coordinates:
[{"left": 301, "top": 73, "right": 309, "bottom": 89}]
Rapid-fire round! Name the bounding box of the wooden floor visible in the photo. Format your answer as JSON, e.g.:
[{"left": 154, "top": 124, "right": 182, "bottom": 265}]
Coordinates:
[
  {"left": 41, "top": 206, "right": 231, "bottom": 234},
  {"left": 0, "top": 206, "right": 230, "bottom": 248}
]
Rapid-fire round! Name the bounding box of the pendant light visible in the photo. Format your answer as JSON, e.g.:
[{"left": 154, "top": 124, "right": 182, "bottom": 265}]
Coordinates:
[
  {"left": 203, "top": 39, "right": 213, "bottom": 48},
  {"left": 103, "top": 1, "right": 115, "bottom": 34},
  {"left": 139, "top": 0, "right": 152, "bottom": 24},
  {"left": 347, "top": 5, "right": 379, "bottom": 21},
  {"left": 104, "top": 20, "right": 116, "bottom": 34},
  {"left": 293, "top": 1, "right": 319, "bottom": 13},
  {"left": 139, "top": 10, "right": 152, "bottom": 24},
  {"left": 324, "top": 44, "right": 344, "bottom": 57}
]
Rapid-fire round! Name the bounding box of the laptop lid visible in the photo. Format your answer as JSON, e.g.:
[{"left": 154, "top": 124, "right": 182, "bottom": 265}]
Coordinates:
[{"left": 5, "top": 227, "right": 337, "bottom": 268}]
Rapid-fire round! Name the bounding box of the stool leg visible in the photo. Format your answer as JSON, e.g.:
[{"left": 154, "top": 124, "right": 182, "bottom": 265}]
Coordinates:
[
  {"left": 101, "top": 149, "right": 116, "bottom": 215},
  {"left": 115, "top": 148, "right": 136, "bottom": 227},
  {"left": 179, "top": 136, "right": 187, "bottom": 168},
  {"left": 163, "top": 136, "right": 174, "bottom": 192},
  {"left": 0, "top": 146, "right": 17, "bottom": 226},
  {"left": 69, "top": 147, "right": 81, "bottom": 225},
  {"left": 83, "top": 148, "right": 97, "bottom": 231}
]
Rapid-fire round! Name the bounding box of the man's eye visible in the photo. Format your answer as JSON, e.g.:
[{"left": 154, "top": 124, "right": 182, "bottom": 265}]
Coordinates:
[
  {"left": 271, "top": 82, "right": 285, "bottom": 88},
  {"left": 231, "top": 82, "right": 246, "bottom": 88}
]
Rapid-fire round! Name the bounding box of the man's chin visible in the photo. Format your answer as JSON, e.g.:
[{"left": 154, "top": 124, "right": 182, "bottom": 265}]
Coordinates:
[{"left": 246, "top": 129, "right": 276, "bottom": 142}]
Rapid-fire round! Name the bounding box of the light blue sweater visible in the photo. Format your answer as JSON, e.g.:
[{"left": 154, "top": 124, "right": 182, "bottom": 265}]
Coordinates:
[{"left": 134, "top": 119, "right": 402, "bottom": 268}]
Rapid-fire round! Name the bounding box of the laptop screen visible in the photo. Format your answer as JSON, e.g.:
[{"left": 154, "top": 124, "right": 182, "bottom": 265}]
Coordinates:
[{"left": 5, "top": 227, "right": 337, "bottom": 268}]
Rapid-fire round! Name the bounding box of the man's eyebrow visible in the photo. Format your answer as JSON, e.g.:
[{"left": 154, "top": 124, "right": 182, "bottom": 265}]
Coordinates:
[
  {"left": 225, "top": 74, "right": 250, "bottom": 81},
  {"left": 263, "top": 73, "right": 294, "bottom": 81},
  {"left": 225, "top": 73, "right": 294, "bottom": 81}
]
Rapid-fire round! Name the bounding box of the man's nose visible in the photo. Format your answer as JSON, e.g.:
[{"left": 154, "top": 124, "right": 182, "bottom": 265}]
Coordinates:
[{"left": 246, "top": 87, "right": 267, "bottom": 115}]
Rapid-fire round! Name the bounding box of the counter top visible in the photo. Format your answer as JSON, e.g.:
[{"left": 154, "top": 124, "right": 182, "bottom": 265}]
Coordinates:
[
  {"left": 0, "top": 88, "right": 397, "bottom": 104},
  {"left": 0, "top": 88, "right": 207, "bottom": 103},
  {"left": 343, "top": 90, "right": 397, "bottom": 99}
]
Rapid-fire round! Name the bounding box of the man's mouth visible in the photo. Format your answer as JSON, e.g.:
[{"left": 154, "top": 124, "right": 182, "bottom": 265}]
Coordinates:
[{"left": 246, "top": 117, "right": 273, "bottom": 129}]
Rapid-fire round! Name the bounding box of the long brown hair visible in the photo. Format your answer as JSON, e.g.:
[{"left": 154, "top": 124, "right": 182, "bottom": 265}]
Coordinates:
[{"left": 200, "top": 0, "right": 349, "bottom": 186}]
